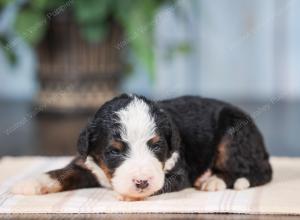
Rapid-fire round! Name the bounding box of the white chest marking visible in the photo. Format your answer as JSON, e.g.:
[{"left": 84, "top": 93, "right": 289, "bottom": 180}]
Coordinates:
[
  {"left": 164, "top": 151, "right": 179, "bottom": 173},
  {"left": 85, "top": 156, "right": 112, "bottom": 189}
]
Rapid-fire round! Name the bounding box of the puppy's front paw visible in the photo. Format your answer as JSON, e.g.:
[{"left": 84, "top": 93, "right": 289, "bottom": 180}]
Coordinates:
[
  {"left": 199, "top": 175, "right": 227, "bottom": 192},
  {"left": 11, "top": 174, "right": 62, "bottom": 195},
  {"left": 233, "top": 177, "right": 250, "bottom": 190}
]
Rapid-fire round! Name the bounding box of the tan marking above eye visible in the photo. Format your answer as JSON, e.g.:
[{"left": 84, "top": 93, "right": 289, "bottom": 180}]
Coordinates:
[
  {"left": 110, "top": 140, "right": 124, "bottom": 150},
  {"left": 149, "top": 135, "right": 160, "bottom": 144}
]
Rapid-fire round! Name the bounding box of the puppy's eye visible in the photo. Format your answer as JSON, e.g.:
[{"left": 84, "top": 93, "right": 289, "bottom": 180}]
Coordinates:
[
  {"left": 107, "top": 139, "right": 125, "bottom": 156},
  {"left": 148, "top": 135, "right": 161, "bottom": 152},
  {"left": 107, "top": 148, "right": 120, "bottom": 156},
  {"left": 151, "top": 144, "right": 161, "bottom": 152}
]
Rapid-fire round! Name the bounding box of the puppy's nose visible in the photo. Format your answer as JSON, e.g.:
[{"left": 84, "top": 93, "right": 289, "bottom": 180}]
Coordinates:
[{"left": 133, "top": 179, "right": 149, "bottom": 189}]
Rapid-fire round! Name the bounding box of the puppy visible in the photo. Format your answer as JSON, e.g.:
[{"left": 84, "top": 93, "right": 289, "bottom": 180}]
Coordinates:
[{"left": 12, "top": 94, "right": 272, "bottom": 201}]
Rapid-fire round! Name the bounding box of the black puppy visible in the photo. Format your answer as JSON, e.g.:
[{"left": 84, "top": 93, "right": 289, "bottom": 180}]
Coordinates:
[{"left": 12, "top": 94, "right": 272, "bottom": 201}]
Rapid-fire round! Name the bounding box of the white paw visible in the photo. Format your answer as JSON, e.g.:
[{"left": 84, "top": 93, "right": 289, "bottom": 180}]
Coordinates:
[
  {"left": 11, "top": 174, "right": 62, "bottom": 195},
  {"left": 200, "top": 175, "right": 227, "bottom": 191},
  {"left": 234, "top": 177, "right": 250, "bottom": 190}
]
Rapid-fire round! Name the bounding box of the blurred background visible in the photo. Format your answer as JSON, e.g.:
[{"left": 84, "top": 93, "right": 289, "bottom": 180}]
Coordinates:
[{"left": 0, "top": 0, "right": 299, "bottom": 157}]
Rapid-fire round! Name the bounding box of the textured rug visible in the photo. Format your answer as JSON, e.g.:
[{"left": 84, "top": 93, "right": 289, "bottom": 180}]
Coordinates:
[{"left": 0, "top": 157, "right": 299, "bottom": 214}]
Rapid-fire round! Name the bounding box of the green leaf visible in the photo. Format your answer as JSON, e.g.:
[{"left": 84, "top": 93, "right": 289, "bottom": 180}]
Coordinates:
[
  {"left": 31, "top": 0, "right": 50, "bottom": 10},
  {"left": 0, "top": 0, "right": 12, "bottom": 7},
  {"left": 122, "top": 0, "right": 159, "bottom": 79},
  {"left": 133, "top": 36, "right": 155, "bottom": 80},
  {"left": 112, "top": 0, "right": 134, "bottom": 23},
  {"left": 14, "top": 9, "right": 47, "bottom": 45},
  {"left": 73, "top": 0, "right": 110, "bottom": 25},
  {"left": 73, "top": 0, "right": 111, "bottom": 43},
  {"left": 0, "top": 36, "right": 17, "bottom": 65},
  {"left": 81, "top": 23, "right": 108, "bottom": 43},
  {"left": 37, "top": 0, "right": 67, "bottom": 10}
]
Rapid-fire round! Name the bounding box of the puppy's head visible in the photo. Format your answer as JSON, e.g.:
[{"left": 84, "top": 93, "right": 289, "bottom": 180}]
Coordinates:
[{"left": 78, "top": 94, "right": 180, "bottom": 199}]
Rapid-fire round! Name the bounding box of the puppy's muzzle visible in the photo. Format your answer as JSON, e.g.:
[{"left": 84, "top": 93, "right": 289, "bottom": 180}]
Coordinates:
[
  {"left": 133, "top": 179, "right": 150, "bottom": 190},
  {"left": 112, "top": 158, "right": 165, "bottom": 198}
]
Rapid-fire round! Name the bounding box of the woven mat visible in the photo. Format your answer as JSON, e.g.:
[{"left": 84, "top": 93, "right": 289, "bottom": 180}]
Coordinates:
[{"left": 0, "top": 157, "right": 299, "bottom": 214}]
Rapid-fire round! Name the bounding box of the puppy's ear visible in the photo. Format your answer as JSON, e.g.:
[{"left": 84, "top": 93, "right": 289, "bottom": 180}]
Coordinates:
[
  {"left": 77, "top": 127, "right": 91, "bottom": 157},
  {"left": 168, "top": 120, "right": 181, "bottom": 153}
]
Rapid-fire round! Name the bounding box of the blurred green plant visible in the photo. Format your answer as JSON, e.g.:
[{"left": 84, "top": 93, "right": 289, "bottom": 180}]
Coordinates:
[
  {"left": 1, "top": 0, "right": 178, "bottom": 78},
  {"left": 0, "top": 36, "right": 17, "bottom": 64}
]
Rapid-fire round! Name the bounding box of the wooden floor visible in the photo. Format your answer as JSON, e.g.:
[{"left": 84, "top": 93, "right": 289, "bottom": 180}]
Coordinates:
[{"left": 0, "top": 100, "right": 299, "bottom": 219}]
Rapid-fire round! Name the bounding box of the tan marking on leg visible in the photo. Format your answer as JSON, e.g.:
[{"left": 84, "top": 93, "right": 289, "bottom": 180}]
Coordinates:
[
  {"left": 214, "top": 136, "right": 231, "bottom": 170},
  {"left": 194, "top": 169, "right": 212, "bottom": 189}
]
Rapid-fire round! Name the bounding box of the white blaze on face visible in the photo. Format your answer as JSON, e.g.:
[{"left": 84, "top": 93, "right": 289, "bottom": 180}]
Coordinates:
[{"left": 112, "top": 97, "right": 165, "bottom": 198}]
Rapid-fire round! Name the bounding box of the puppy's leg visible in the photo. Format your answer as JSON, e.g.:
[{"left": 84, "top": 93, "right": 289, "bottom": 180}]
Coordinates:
[
  {"left": 194, "top": 170, "right": 227, "bottom": 191},
  {"left": 11, "top": 157, "right": 100, "bottom": 195},
  {"left": 212, "top": 107, "right": 272, "bottom": 190},
  {"left": 195, "top": 107, "right": 272, "bottom": 191},
  {"left": 155, "top": 167, "right": 190, "bottom": 196}
]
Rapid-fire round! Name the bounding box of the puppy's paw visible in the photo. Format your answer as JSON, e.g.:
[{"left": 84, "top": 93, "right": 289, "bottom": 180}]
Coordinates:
[
  {"left": 233, "top": 177, "right": 250, "bottom": 190},
  {"left": 199, "top": 175, "right": 227, "bottom": 192},
  {"left": 11, "top": 174, "right": 62, "bottom": 195},
  {"left": 194, "top": 169, "right": 212, "bottom": 188}
]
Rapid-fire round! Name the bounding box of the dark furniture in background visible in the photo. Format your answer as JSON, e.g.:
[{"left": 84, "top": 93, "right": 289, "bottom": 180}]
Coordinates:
[{"left": 37, "top": 12, "right": 123, "bottom": 113}]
